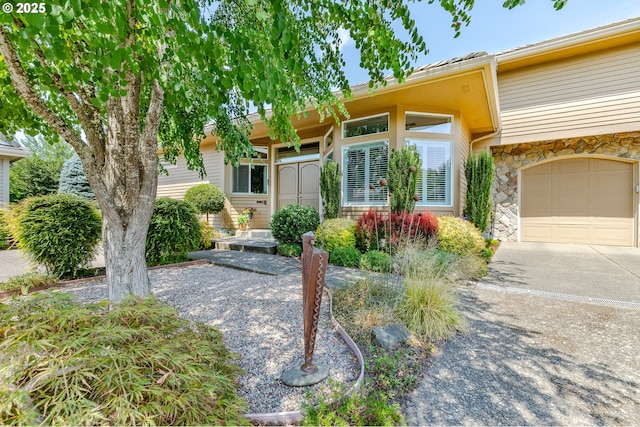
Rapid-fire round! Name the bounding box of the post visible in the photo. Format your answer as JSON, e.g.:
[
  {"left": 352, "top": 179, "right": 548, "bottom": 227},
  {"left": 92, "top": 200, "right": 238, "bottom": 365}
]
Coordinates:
[{"left": 282, "top": 231, "right": 330, "bottom": 386}]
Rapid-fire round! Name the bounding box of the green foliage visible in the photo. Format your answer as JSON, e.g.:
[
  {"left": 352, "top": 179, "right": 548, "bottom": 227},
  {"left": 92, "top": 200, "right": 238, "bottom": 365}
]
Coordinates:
[
  {"left": 0, "top": 208, "right": 9, "bottom": 248},
  {"left": 146, "top": 198, "right": 201, "bottom": 266},
  {"left": 10, "top": 194, "right": 101, "bottom": 278},
  {"left": 184, "top": 184, "right": 225, "bottom": 221},
  {"left": 320, "top": 160, "right": 341, "bottom": 219},
  {"left": 0, "top": 272, "right": 58, "bottom": 294},
  {"left": 437, "top": 216, "right": 486, "bottom": 256},
  {"left": 277, "top": 242, "right": 302, "bottom": 257},
  {"left": 199, "top": 220, "right": 222, "bottom": 250},
  {"left": 395, "top": 279, "right": 467, "bottom": 342},
  {"left": 270, "top": 204, "right": 320, "bottom": 244},
  {"left": 387, "top": 147, "right": 421, "bottom": 214},
  {"left": 9, "top": 135, "right": 73, "bottom": 203},
  {"left": 302, "top": 382, "right": 403, "bottom": 427},
  {"left": 0, "top": 293, "right": 249, "bottom": 426},
  {"left": 360, "top": 250, "right": 392, "bottom": 273},
  {"left": 463, "top": 151, "right": 495, "bottom": 232},
  {"left": 329, "top": 246, "right": 361, "bottom": 268},
  {"left": 316, "top": 218, "right": 357, "bottom": 253},
  {"left": 58, "top": 155, "right": 95, "bottom": 199}
]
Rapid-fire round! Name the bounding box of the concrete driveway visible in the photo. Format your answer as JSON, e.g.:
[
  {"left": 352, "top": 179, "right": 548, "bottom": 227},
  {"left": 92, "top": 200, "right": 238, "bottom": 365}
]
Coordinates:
[{"left": 482, "top": 242, "right": 640, "bottom": 305}]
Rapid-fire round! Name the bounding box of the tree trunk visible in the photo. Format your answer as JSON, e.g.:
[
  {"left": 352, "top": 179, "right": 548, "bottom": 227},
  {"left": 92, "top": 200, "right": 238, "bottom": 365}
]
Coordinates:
[{"left": 101, "top": 205, "right": 153, "bottom": 304}]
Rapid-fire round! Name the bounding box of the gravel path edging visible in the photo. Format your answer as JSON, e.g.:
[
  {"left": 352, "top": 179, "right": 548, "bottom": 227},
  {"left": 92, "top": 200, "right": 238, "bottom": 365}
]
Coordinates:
[{"left": 243, "top": 288, "right": 365, "bottom": 425}]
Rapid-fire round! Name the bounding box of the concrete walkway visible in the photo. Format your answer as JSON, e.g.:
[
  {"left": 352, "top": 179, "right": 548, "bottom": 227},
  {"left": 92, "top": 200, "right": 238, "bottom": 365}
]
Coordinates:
[
  {"left": 482, "top": 242, "right": 640, "bottom": 304},
  {"left": 0, "top": 249, "right": 32, "bottom": 282}
]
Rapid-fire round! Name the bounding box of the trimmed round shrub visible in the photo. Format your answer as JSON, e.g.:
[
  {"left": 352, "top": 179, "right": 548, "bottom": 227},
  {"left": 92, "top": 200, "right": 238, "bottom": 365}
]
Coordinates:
[
  {"left": 0, "top": 293, "right": 249, "bottom": 426},
  {"left": 146, "top": 198, "right": 202, "bottom": 266},
  {"left": 11, "top": 194, "right": 101, "bottom": 277},
  {"left": 277, "top": 242, "right": 303, "bottom": 257},
  {"left": 184, "top": 183, "right": 225, "bottom": 220},
  {"left": 315, "top": 218, "right": 357, "bottom": 253},
  {"left": 437, "top": 216, "right": 486, "bottom": 256},
  {"left": 329, "top": 246, "right": 361, "bottom": 268},
  {"left": 360, "top": 250, "right": 392, "bottom": 273},
  {"left": 270, "top": 204, "right": 320, "bottom": 244}
]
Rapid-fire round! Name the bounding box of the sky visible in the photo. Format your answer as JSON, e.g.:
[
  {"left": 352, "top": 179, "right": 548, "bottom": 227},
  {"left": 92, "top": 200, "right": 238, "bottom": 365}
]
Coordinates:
[{"left": 340, "top": 0, "right": 640, "bottom": 85}]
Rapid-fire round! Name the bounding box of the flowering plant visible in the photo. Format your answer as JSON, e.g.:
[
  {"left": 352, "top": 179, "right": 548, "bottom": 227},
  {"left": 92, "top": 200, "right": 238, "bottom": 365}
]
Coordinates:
[{"left": 242, "top": 207, "right": 257, "bottom": 215}]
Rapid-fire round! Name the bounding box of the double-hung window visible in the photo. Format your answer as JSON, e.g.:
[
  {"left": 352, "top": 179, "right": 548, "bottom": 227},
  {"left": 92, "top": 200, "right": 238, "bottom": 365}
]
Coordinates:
[
  {"left": 407, "top": 139, "right": 452, "bottom": 206},
  {"left": 342, "top": 141, "right": 388, "bottom": 205}
]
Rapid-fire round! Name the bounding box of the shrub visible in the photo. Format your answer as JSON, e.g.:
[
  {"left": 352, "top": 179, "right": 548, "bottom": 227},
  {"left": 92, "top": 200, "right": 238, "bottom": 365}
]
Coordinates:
[
  {"left": 463, "top": 150, "right": 495, "bottom": 232},
  {"left": 0, "top": 293, "right": 249, "bottom": 426},
  {"left": 270, "top": 204, "right": 320, "bottom": 244},
  {"left": 58, "top": 155, "right": 94, "bottom": 199},
  {"left": 0, "top": 209, "right": 9, "bottom": 248},
  {"left": 315, "top": 218, "right": 357, "bottom": 253},
  {"left": 355, "top": 210, "right": 386, "bottom": 253},
  {"left": 277, "top": 242, "right": 302, "bottom": 257},
  {"left": 329, "top": 246, "right": 361, "bottom": 268},
  {"left": 146, "top": 198, "right": 202, "bottom": 266},
  {"left": 360, "top": 250, "right": 392, "bottom": 273},
  {"left": 387, "top": 211, "right": 438, "bottom": 251},
  {"left": 11, "top": 194, "right": 101, "bottom": 278},
  {"left": 320, "top": 160, "right": 341, "bottom": 219},
  {"left": 396, "top": 279, "right": 467, "bottom": 342},
  {"left": 437, "top": 216, "right": 486, "bottom": 256},
  {"left": 387, "top": 146, "right": 421, "bottom": 214},
  {"left": 184, "top": 183, "right": 225, "bottom": 222},
  {"left": 199, "top": 220, "right": 222, "bottom": 250}
]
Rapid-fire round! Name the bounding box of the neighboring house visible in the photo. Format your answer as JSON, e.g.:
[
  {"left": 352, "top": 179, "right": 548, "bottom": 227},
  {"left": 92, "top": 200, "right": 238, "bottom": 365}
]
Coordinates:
[
  {"left": 0, "top": 134, "right": 30, "bottom": 207},
  {"left": 158, "top": 17, "right": 640, "bottom": 247}
]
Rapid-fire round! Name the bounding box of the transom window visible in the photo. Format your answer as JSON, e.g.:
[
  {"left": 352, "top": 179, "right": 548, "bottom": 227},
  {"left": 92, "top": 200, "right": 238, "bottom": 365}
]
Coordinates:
[
  {"left": 232, "top": 164, "right": 267, "bottom": 194},
  {"left": 407, "top": 139, "right": 452, "bottom": 206},
  {"left": 342, "top": 140, "right": 388, "bottom": 205},
  {"left": 343, "top": 113, "right": 389, "bottom": 139},
  {"left": 405, "top": 113, "right": 453, "bottom": 134}
]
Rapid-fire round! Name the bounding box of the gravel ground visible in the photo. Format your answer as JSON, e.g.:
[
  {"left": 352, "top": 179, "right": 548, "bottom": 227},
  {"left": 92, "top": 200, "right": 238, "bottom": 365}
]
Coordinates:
[
  {"left": 403, "top": 284, "right": 640, "bottom": 425},
  {"left": 57, "top": 264, "right": 360, "bottom": 414}
]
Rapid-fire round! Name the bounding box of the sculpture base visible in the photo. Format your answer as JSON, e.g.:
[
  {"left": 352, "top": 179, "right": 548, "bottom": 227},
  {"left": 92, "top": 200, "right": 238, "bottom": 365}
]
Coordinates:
[{"left": 281, "top": 364, "right": 329, "bottom": 387}]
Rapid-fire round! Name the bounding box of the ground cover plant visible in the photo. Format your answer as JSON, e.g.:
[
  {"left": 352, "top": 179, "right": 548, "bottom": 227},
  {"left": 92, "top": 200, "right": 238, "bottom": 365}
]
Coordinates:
[
  {"left": 0, "top": 272, "right": 58, "bottom": 295},
  {"left": 277, "top": 242, "right": 303, "bottom": 257},
  {"left": 0, "top": 293, "right": 249, "bottom": 425}
]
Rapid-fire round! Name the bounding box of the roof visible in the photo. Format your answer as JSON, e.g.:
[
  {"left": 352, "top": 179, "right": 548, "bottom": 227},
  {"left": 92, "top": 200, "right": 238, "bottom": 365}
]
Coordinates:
[{"left": 0, "top": 134, "right": 31, "bottom": 161}]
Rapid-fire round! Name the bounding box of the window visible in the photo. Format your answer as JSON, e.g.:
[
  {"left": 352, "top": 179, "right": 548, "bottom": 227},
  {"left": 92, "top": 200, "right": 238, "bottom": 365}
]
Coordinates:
[
  {"left": 324, "top": 128, "right": 334, "bottom": 150},
  {"left": 407, "top": 139, "right": 452, "bottom": 206},
  {"left": 343, "top": 141, "right": 388, "bottom": 205},
  {"left": 232, "top": 164, "right": 267, "bottom": 194},
  {"left": 343, "top": 113, "right": 389, "bottom": 139},
  {"left": 276, "top": 141, "right": 320, "bottom": 164},
  {"left": 252, "top": 146, "right": 268, "bottom": 159},
  {"left": 324, "top": 150, "right": 334, "bottom": 163},
  {"left": 405, "top": 113, "right": 453, "bottom": 134}
]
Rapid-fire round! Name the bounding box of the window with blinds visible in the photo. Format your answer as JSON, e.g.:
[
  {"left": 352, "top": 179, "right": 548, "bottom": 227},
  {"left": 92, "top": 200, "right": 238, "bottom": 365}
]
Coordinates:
[
  {"left": 407, "top": 139, "right": 452, "bottom": 206},
  {"left": 342, "top": 141, "right": 388, "bottom": 205}
]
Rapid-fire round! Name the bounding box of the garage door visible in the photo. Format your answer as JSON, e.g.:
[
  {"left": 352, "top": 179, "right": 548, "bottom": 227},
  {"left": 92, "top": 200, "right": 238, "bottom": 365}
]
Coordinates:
[{"left": 520, "top": 158, "right": 635, "bottom": 246}]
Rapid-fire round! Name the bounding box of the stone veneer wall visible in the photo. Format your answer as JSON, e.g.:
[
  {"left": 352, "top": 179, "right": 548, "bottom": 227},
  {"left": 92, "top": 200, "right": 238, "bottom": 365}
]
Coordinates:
[{"left": 490, "top": 131, "right": 640, "bottom": 242}]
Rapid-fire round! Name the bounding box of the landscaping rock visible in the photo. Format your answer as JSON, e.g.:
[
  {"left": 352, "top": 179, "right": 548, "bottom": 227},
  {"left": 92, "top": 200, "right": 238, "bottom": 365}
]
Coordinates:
[{"left": 372, "top": 324, "right": 411, "bottom": 350}]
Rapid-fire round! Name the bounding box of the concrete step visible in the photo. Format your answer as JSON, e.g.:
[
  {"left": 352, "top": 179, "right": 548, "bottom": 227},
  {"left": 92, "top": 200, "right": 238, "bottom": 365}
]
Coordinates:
[
  {"left": 234, "top": 229, "right": 273, "bottom": 239},
  {"left": 213, "top": 237, "right": 278, "bottom": 254}
]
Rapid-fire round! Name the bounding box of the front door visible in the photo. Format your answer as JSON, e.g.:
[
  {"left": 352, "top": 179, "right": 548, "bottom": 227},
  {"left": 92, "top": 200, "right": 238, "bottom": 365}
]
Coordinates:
[{"left": 277, "top": 161, "right": 320, "bottom": 211}]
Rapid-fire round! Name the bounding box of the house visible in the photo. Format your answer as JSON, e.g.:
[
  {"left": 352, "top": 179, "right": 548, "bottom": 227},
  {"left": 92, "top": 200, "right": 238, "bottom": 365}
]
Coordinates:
[
  {"left": 0, "top": 134, "right": 30, "bottom": 207},
  {"left": 157, "top": 17, "right": 640, "bottom": 247}
]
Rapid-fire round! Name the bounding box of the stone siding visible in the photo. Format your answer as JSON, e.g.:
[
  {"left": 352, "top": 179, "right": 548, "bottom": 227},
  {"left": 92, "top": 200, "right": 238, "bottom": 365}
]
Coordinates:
[{"left": 490, "top": 132, "right": 640, "bottom": 241}]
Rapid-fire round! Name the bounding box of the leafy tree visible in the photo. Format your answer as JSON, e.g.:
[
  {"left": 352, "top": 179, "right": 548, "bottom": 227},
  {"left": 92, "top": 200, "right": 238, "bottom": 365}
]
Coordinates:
[
  {"left": 184, "top": 183, "right": 225, "bottom": 222},
  {"left": 0, "top": 0, "right": 566, "bottom": 302},
  {"left": 9, "top": 134, "right": 73, "bottom": 202},
  {"left": 59, "top": 155, "right": 95, "bottom": 199}
]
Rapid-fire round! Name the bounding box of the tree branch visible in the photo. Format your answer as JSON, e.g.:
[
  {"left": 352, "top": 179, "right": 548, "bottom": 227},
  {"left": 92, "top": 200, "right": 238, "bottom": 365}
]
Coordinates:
[{"left": 0, "top": 27, "right": 88, "bottom": 159}]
